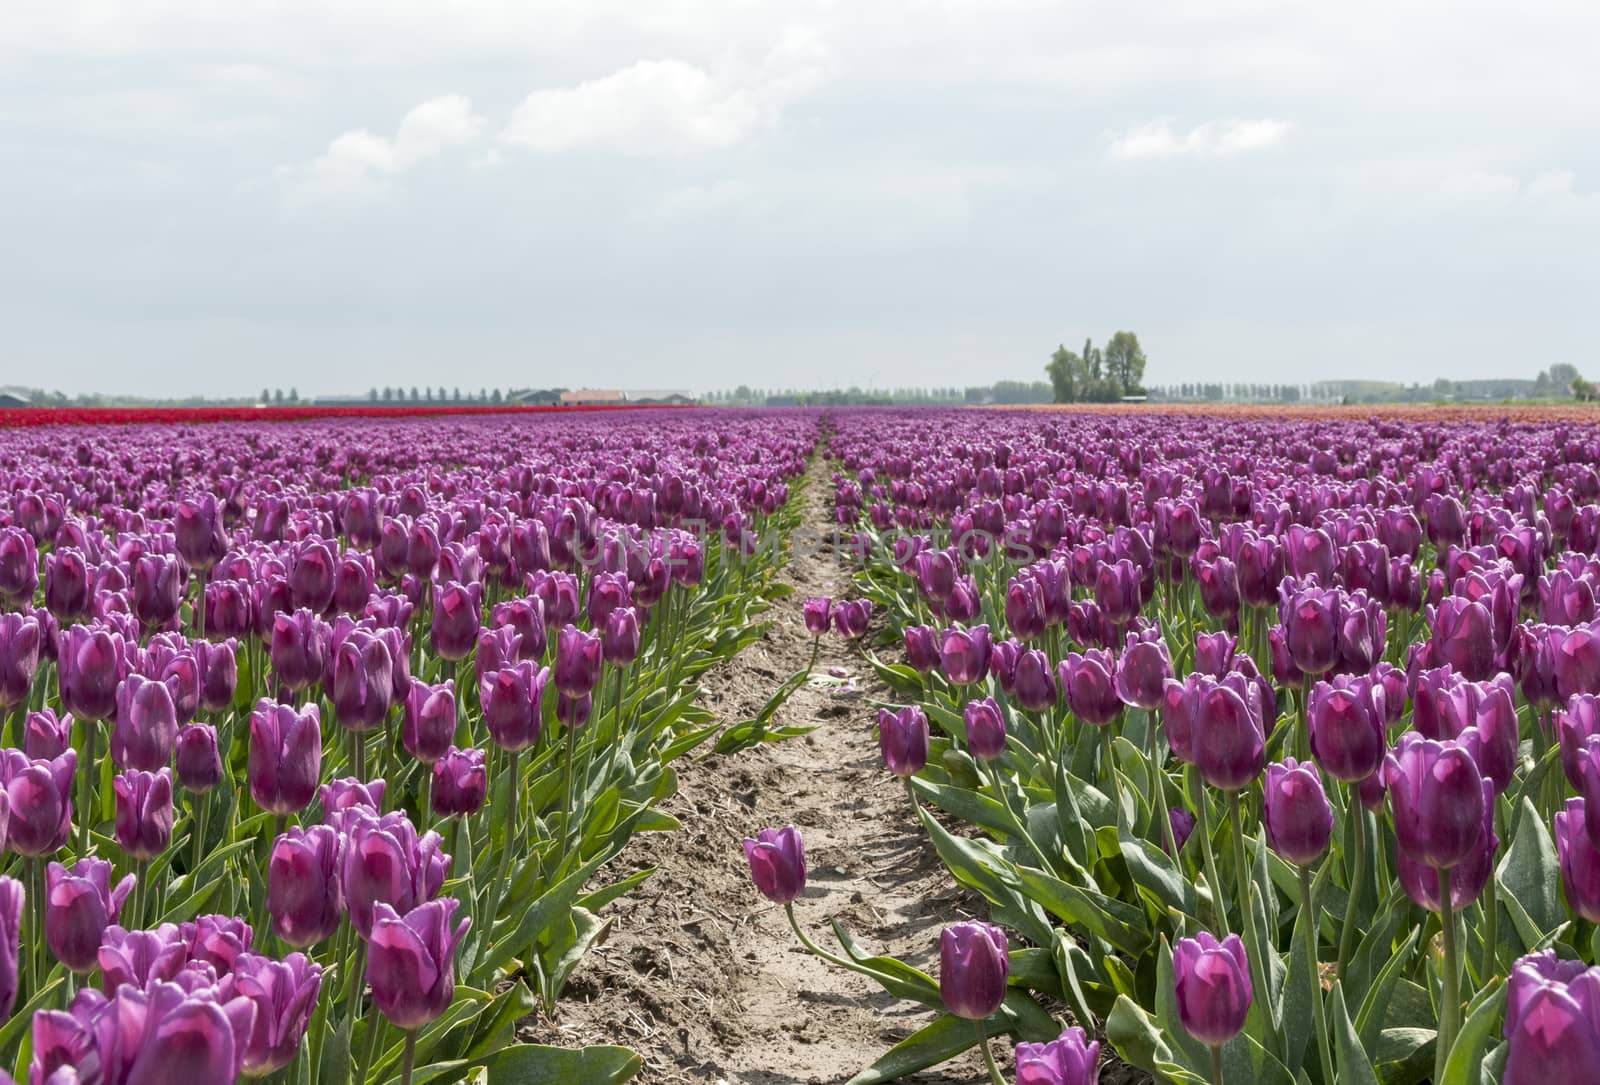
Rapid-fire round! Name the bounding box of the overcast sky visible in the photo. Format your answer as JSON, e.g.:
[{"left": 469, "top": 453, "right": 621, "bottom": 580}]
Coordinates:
[{"left": 3, "top": 1, "right": 1596, "bottom": 397}]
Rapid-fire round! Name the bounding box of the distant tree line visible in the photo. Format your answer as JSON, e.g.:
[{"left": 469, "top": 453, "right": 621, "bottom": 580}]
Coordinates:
[
  {"left": 704, "top": 380, "right": 1055, "bottom": 407},
  {"left": 1148, "top": 365, "right": 1592, "bottom": 405},
  {"left": 1045, "top": 333, "right": 1147, "bottom": 403}
]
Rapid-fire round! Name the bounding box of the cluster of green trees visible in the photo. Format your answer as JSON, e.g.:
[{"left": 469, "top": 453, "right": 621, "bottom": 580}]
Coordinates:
[
  {"left": 1045, "top": 333, "right": 1147, "bottom": 404},
  {"left": 359, "top": 386, "right": 504, "bottom": 404}
]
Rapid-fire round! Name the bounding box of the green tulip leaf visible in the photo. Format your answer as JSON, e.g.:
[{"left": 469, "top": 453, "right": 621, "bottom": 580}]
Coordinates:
[{"left": 481, "top": 1043, "right": 641, "bottom": 1085}]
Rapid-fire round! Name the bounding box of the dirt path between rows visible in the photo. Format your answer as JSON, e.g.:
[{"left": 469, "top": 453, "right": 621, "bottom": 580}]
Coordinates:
[{"left": 524, "top": 448, "right": 992, "bottom": 1083}]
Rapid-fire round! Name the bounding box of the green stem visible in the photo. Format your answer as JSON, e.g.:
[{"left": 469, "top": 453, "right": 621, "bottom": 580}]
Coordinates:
[
  {"left": 1102, "top": 723, "right": 1120, "bottom": 825},
  {"left": 134, "top": 859, "right": 149, "bottom": 928},
  {"left": 400, "top": 1031, "right": 417, "bottom": 1085},
  {"left": 1336, "top": 791, "right": 1367, "bottom": 976},
  {"left": 191, "top": 791, "right": 210, "bottom": 875},
  {"left": 345, "top": 941, "right": 368, "bottom": 1027},
  {"left": 784, "top": 902, "right": 860, "bottom": 972},
  {"left": 1148, "top": 714, "right": 1178, "bottom": 858},
  {"left": 806, "top": 637, "right": 820, "bottom": 674},
  {"left": 79, "top": 722, "right": 98, "bottom": 857},
  {"left": 470, "top": 747, "right": 520, "bottom": 974},
  {"left": 1211, "top": 1045, "right": 1224, "bottom": 1085},
  {"left": 975, "top": 1019, "right": 1006, "bottom": 1085},
  {"left": 1482, "top": 806, "right": 1501, "bottom": 978},
  {"left": 1195, "top": 786, "right": 1226, "bottom": 932},
  {"left": 357, "top": 1010, "right": 383, "bottom": 1085},
  {"left": 1300, "top": 865, "right": 1336, "bottom": 1085},
  {"left": 26, "top": 859, "right": 40, "bottom": 1001},
  {"left": 418, "top": 766, "right": 432, "bottom": 832},
  {"left": 1436, "top": 866, "right": 1461, "bottom": 1083},
  {"left": 560, "top": 724, "right": 577, "bottom": 859},
  {"left": 1227, "top": 791, "right": 1278, "bottom": 1052}
]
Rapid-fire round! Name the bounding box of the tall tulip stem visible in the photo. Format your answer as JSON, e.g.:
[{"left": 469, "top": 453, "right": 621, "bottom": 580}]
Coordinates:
[
  {"left": 400, "top": 1030, "right": 418, "bottom": 1085},
  {"left": 1194, "top": 789, "right": 1226, "bottom": 932},
  {"left": 1336, "top": 789, "right": 1367, "bottom": 976},
  {"left": 357, "top": 1011, "right": 383, "bottom": 1085},
  {"left": 1299, "top": 865, "right": 1336, "bottom": 1085},
  {"left": 1211, "top": 1045, "right": 1224, "bottom": 1085},
  {"left": 782, "top": 902, "right": 909, "bottom": 993},
  {"left": 1226, "top": 791, "right": 1278, "bottom": 1052},
  {"left": 79, "top": 721, "right": 98, "bottom": 856},
  {"left": 975, "top": 1021, "right": 1006, "bottom": 1085},
  {"left": 1435, "top": 866, "right": 1461, "bottom": 1082}
]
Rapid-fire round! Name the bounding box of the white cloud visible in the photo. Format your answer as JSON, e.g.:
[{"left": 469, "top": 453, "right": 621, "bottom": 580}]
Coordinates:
[
  {"left": 501, "top": 28, "right": 830, "bottom": 154},
  {"left": 1108, "top": 118, "right": 1292, "bottom": 160},
  {"left": 281, "top": 94, "right": 486, "bottom": 203}
]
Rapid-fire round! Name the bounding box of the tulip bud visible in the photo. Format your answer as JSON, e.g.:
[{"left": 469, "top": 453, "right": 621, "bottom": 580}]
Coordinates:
[
  {"left": 1555, "top": 797, "right": 1600, "bottom": 923},
  {"left": 175, "top": 723, "right": 223, "bottom": 794},
  {"left": 320, "top": 777, "right": 385, "bottom": 823},
  {"left": 742, "top": 825, "right": 806, "bottom": 904},
  {"left": 878, "top": 706, "right": 929, "bottom": 777},
  {"left": 330, "top": 628, "right": 394, "bottom": 732},
  {"left": 268, "top": 824, "right": 345, "bottom": 949},
  {"left": 833, "top": 599, "right": 872, "bottom": 639},
  {"left": 603, "top": 606, "right": 641, "bottom": 667},
  {"left": 1115, "top": 630, "right": 1173, "bottom": 710},
  {"left": 1383, "top": 732, "right": 1486, "bottom": 871},
  {"left": 131, "top": 554, "right": 185, "bottom": 632},
  {"left": 173, "top": 495, "right": 227, "bottom": 573},
  {"left": 963, "top": 698, "right": 1006, "bottom": 761},
  {"left": 903, "top": 625, "right": 940, "bottom": 672},
  {"left": 110, "top": 672, "right": 180, "bottom": 772},
  {"left": 402, "top": 678, "right": 457, "bottom": 764},
  {"left": 1308, "top": 675, "right": 1387, "bottom": 784},
  {"left": 1011, "top": 648, "right": 1058, "bottom": 711},
  {"left": 45, "top": 858, "right": 135, "bottom": 974},
  {"left": 113, "top": 767, "right": 174, "bottom": 861},
  {"left": 1397, "top": 776, "right": 1496, "bottom": 913},
  {"left": 1502, "top": 952, "right": 1600, "bottom": 1085},
  {"left": 342, "top": 811, "right": 450, "bottom": 939},
  {"left": 1015, "top": 1026, "right": 1101, "bottom": 1085},
  {"left": 940, "top": 625, "right": 992, "bottom": 686},
  {"left": 939, "top": 921, "right": 1008, "bottom": 1020},
  {"left": 1062, "top": 650, "right": 1122, "bottom": 726},
  {"left": 1192, "top": 674, "right": 1267, "bottom": 791},
  {"left": 1173, "top": 932, "right": 1253, "bottom": 1046},
  {"left": 23, "top": 709, "right": 74, "bottom": 762},
  {"left": 1167, "top": 807, "right": 1197, "bottom": 854},
  {"left": 1193, "top": 631, "right": 1238, "bottom": 678},
  {"left": 367, "top": 897, "right": 470, "bottom": 1029},
  {"left": 480, "top": 662, "right": 549, "bottom": 752},
  {"left": 430, "top": 582, "right": 482, "bottom": 662},
  {"left": 432, "top": 746, "right": 488, "bottom": 817},
  {"left": 193, "top": 639, "right": 238, "bottom": 714},
  {"left": 97, "top": 923, "right": 190, "bottom": 990},
  {"left": 1, "top": 748, "right": 76, "bottom": 857},
  {"left": 44, "top": 548, "right": 92, "bottom": 621},
  {"left": 1263, "top": 758, "right": 1333, "bottom": 865},
  {"left": 249, "top": 701, "right": 322, "bottom": 816},
  {"left": 554, "top": 626, "right": 602, "bottom": 697},
  {"left": 221, "top": 951, "right": 324, "bottom": 1077},
  {"left": 0, "top": 614, "right": 42, "bottom": 713}
]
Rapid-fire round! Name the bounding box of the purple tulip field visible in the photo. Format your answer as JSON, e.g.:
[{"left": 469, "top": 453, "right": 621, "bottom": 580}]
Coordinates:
[
  {"left": 743, "top": 407, "right": 1600, "bottom": 1085},
  {"left": 0, "top": 410, "right": 812, "bottom": 1083},
  {"left": 3, "top": 405, "right": 1599, "bottom": 1085}
]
